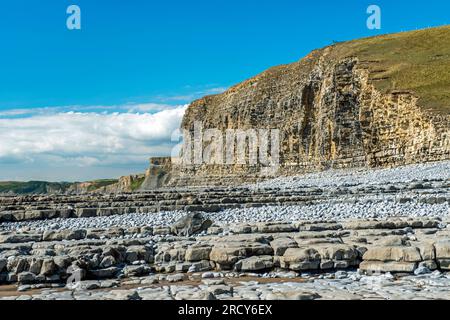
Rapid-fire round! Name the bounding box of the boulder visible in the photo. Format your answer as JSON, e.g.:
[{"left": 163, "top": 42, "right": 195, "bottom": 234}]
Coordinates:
[
  {"left": 175, "top": 262, "right": 192, "bottom": 272},
  {"left": 101, "top": 246, "right": 126, "bottom": 263},
  {"left": 188, "top": 260, "right": 211, "bottom": 272},
  {"left": 334, "top": 260, "right": 351, "bottom": 269},
  {"left": 167, "top": 248, "right": 188, "bottom": 262},
  {"left": 234, "top": 255, "right": 273, "bottom": 272},
  {"left": 435, "top": 240, "right": 450, "bottom": 259},
  {"left": 89, "top": 267, "right": 119, "bottom": 279},
  {"left": 40, "top": 258, "right": 56, "bottom": 276},
  {"left": 100, "top": 256, "right": 116, "bottom": 268},
  {"left": 209, "top": 243, "right": 273, "bottom": 268},
  {"left": 414, "top": 266, "right": 431, "bottom": 275},
  {"left": 359, "top": 261, "right": 417, "bottom": 273},
  {"left": 123, "top": 265, "right": 152, "bottom": 277},
  {"left": 270, "top": 238, "right": 298, "bottom": 256},
  {"left": 105, "top": 289, "right": 141, "bottom": 300},
  {"left": 207, "top": 226, "right": 224, "bottom": 235},
  {"left": 155, "top": 246, "right": 187, "bottom": 263},
  {"left": 53, "top": 256, "right": 72, "bottom": 270},
  {"left": 7, "top": 256, "right": 28, "bottom": 274},
  {"left": 230, "top": 224, "right": 252, "bottom": 234},
  {"left": 362, "top": 246, "right": 422, "bottom": 262},
  {"left": 280, "top": 248, "right": 321, "bottom": 271},
  {"left": 28, "top": 258, "right": 43, "bottom": 275},
  {"left": 316, "top": 244, "right": 359, "bottom": 261},
  {"left": 185, "top": 245, "right": 212, "bottom": 262},
  {"left": 171, "top": 212, "right": 213, "bottom": 236},
  {"left": 125, "top": 246, "right": 153, "bottom": 263},
  {"left": 63, "top": 229, "right": 88, "bottom": 241},
  {"left": 282, "top": 248, "right": 321, "bottom": 262},
  {"left": 207, "top": 285, "right": 233, "bottom": 295},
  {"left": 166, "top": 273, "right": 187, "bottom": 282},
  {"left": 417, "top": 243, "right": 436, "bottom": 261},
  {"left": 320, "top": 260, "right": 335, "bottom": 270},
  {"left": 78, "top": 280, "right": 101, "bottom": 290},
  {"left": 17, "top": 272, "right": 36, "bottom": 284},
  {"left": 43, "top": 229, "right": 86, "bottom": 241},
  {"left": 376, "top": 236, "right": 408, "bottom": 246},
  {"left": 125, "top": 250, "right": 139, "bottom": 263}
]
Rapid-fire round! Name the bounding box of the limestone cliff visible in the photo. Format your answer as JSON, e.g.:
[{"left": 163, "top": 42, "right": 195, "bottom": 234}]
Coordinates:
[
  {"left": 152, "top": 26, "right": 450, "bottom": 187},
  {"left": 69, "top": 175, "right": 145, "bottom": 194},
  {"left": 141, "top": 157, "right": 173, "bottom": 189}
]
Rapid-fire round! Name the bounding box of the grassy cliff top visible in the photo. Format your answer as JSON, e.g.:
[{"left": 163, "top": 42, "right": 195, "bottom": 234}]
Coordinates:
[
  {"left": 0, "top": 179, "right": 119, "bottom": 195},
  {"left": 0, "top": 181, "right": 72, "bottom": 194},
  {"left": 329, "top": 25, "right": 450, "bottom": 115},
  {"left": 85, "top": 179, "right": 119, "bottom": 192},
  {"left": 191, "top": 25, "right": 450, "bottom": 116}
]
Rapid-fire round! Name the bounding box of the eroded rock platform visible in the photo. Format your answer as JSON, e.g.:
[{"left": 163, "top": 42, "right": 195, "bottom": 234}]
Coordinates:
[
  {"left": 0, "top": 162, "right": 449, "bottom": 300},
  {"left": 1, "top": 216, "right": 450, "bottom": 300}
]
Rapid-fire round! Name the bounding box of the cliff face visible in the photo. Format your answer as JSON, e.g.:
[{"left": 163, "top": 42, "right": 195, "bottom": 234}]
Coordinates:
[
  {"left": 69, "top": 175, "right": 145, "bottom": 194},
  {"left": 141, "top": 158, "right": 173, "bottom": 189},
  {"left": 160, "top": 27, "right": 450, "bottom": 186}
]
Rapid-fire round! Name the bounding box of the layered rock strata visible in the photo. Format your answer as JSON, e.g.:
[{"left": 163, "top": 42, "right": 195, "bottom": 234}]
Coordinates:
[
  {"left": 145, "top": 28, "right": 450, "bottom": 188},
  {"left": 0, "top": 166, "right": 447, "bottom": 223},
  {"left": 173, "top": 56, "right": 450, "bottom": 186},
  {"left": 1, "top": 217, "right": 450, "bottom": 288}
]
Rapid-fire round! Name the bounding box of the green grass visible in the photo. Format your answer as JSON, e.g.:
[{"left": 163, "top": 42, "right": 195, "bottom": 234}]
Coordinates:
[
  {"left": 0, "top": 181, "right": 72, "bottom": 194},
  {"left": 130, "top": 177, "right": 145, "bottom": 191},
  {"left": 330, "top": 25, "right": 450, "bottom": 114},
  {"left": 0, "top": 179, "right": 120, "bottom": 194},
  {"left": 86, "top": 179, "right": 118, "bottom": 192}
]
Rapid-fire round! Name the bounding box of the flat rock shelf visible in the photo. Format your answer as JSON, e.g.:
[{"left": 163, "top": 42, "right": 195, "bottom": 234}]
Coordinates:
[{"left": 0, "top": 161, "right": 449, "bottom": 300}]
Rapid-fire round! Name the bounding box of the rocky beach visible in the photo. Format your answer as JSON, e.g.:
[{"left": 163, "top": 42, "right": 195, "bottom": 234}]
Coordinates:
[
  {"left": 0, "top": 160, "right": 449, "bottom": 300},
  {"left": 0, "top": 23, "right": 449, "bottom": 303}
]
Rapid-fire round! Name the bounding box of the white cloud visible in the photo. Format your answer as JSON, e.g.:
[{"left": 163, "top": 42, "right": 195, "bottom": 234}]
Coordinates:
[
  {"left": 0, "top": 105, "right": 187, "bottom": 174},
  {"left": 125, "top": 103, "right": 178, "bottom": 113},
  {"left": 0, "top": 84, "right": 229, "bottom": 181},
  {"left": 0, "top": 103, "right": 184, "bottom": 118},
  {"left": 155, "top": 87, "right": 228, "bottom": 102}
]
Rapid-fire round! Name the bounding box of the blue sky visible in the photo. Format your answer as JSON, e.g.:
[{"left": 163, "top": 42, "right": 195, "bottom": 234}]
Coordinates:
[{"left": 0, "top": 0, "right": 448, "bottom": 181}]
